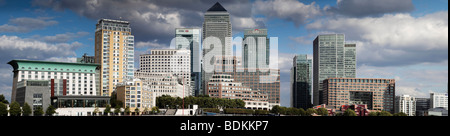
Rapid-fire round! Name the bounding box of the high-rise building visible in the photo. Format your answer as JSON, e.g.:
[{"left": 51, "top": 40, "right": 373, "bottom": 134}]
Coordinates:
[
  {"left": 8, "top": 59, "right": 101, "bottom": 102},
  {"left": 139, "top": 49, "right": 192, "bottom": 96},
  {"left": 430, "top": 93, "right": 448, "bottom": 109},
  {"left": 243, "top": 29, "right": 269, "bottom": 69},
  {"left": 415, "top": 97, "right": 430, "bottom": 116},
  {"left": 206, "top": 74, "right": 269, "bottom": 110},
  {"left": 395, "top": 95, "right": 416, "bottom": 116},
  {"left": 202, "top": 2, "right": 232, "bottom": 95},
  {"left": 344, "top": 44, "right": 356, "bottom": 77},
  {"left": 202, "top": 2, "right": 232, "bottom": 56},
  {"left": 175, "top": 28, "right": 201, "bottom": 96},
  {"left": 323, "top": 78, "right": 395, "bottom": 113},
  {"left": 290, "top": 55, "right": 312, "bottom": 109},
  {"left": 313, "top": 34, "right": 356, "bottom": 106},
  {"left": 95, "top": 19, "right": 135, "bottom": 96}
]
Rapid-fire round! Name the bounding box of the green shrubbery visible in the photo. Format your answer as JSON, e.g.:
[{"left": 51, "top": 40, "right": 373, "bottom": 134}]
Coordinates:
[
  {"left": 224, "top": 108, "right": 253, "bottom": 114},
  {"left": 156, "top": 95, "right": 245, "bottom": 109},
  {"left": 203, "top": 108, "right": 220, "bottom": 113}
]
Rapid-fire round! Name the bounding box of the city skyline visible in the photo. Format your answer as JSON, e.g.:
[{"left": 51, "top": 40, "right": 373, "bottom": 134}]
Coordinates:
[{"left": 0, "top": 0, "right": 448, "bottom": 107}]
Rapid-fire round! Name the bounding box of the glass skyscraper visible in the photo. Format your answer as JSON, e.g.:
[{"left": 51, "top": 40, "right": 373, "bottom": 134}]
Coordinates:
[
  {"left": 313, "top": 34, "right": 356, "bottom": 106},
  {"left": 175, "top": 28, "right": 201, "bottom": 96},
  {"left": 291, "top": 55, "right": 312, "bottom": 109},
  {"left": 243, "top": 29, "right": 270, "bottom": 69}
]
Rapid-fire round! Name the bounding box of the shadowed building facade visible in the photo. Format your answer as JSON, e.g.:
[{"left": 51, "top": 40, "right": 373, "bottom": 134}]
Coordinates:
[{"left": 291, "top": 55, "right": 312, "bottom": 110}]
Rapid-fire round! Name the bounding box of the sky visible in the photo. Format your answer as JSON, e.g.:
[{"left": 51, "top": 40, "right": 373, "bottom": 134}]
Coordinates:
[{"left": 0, "top": 0, "right": 448, "bottom": 107}]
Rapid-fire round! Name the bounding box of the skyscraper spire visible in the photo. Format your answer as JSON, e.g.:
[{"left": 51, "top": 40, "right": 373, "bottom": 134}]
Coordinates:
[{"left": 207, "top": 2, "right": 227, "bottom": 12}]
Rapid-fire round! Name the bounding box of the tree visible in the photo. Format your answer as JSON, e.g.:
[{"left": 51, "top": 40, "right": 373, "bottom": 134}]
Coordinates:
[
  {"left": 9, "top": 101, "right": 22, "bottom": 116},
  {"left": 135, "top": 108, "right": 140, "bottom": 116},
  {"left": 114, "top": 105, "right": 121, "bottom": 116},
  {"left": 0, "top": 95, "right": 9, "bottom": 104},
  {"left": 378, "top": 111, "right": 392, "bottom": 116},
  {"left": 368, "top": 112, "right": 378, "bottom": 116},
  {"left": 270, "top": 105, "right": 281, "bottom": 114},
  {"left": 279, "top": 107, "right": 288, "bottom": 115},
  {"left": 143, "top": 107, "right": 149, "bottom": 115},
  {"left": 151, "top": 106, "right": 160, "bottom": 114},
  {"left": 33, "top": 106, "right": 44, "bottom": 116},
  {"left": 104, "top": 104, "right": 111, "bottom": 116},
  {"left": 22, "top": 103, "right": 32, "bottom": 116},
  {"left": 125, "top": 106, "right": 131, "bottom": 115},
  {"left": 0, "top": 102, "right": 8, "bottom": 116},
  {"left": 45, "top": 105, "right": 56, "bottom": 116},
  {"left": 343, "top": 109, "right": 357, "bottom": 116},
  {"left": 306, "top": 108, "right": 317, "bottom": 116},
  {"left": 393, "top": 112, "right": 408, "bottom": 116},
  {"left": 317, "top": 108, "right": 329, "bottom": 116},
  {"left": 298, "top": 108, "right": 306, "bottom": 116}
]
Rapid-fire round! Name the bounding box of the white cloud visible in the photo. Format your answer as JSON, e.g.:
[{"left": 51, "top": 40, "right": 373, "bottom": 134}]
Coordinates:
[
  {"left": 45, "top": 57, "right": 77, "bottom": 63},
  {"left": 0, "top": 17, "right": 58, "bottom": 33},
  {"left": 32, "top": 31, "right": 89, "bottom": 43},
  {"left": 253, "top": 0, "right": 321, "bottom": 26},
  {"left": 327, "top": 0, "right": 414, "bottom": 17},
  {"left": 231, "top": 16, "right": 266, "bottom": 32},
  {"left": 0, "top": 35, "right": 80, "bottom": 60},
  {"left": 136, "top": 40, "right": 168, "bottom": 49},
  {"left": 396, "top": 87, "right": 429, "bottom": 98},
  {"left": 307, "top": 11, "right": 448, "bottom": 67}
]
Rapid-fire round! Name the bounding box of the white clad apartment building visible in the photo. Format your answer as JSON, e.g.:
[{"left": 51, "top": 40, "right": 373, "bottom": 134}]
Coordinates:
[
  {"left": 135, "top": 72, "right": 189, "bottom": 108},
  {"left": 430, "top": 93, "right": 448, "bottom": 109},
  {"left": 395, "top": 95, "right": 416, "bottom": 116},
  {"left": 139, "top": 49, "right": 192, "bottom": 96}
]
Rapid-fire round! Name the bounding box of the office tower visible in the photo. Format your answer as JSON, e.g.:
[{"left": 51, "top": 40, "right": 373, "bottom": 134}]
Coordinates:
[
  {"left": 175, "top": 28, "right": 202, "bottom": 96},
  {"left": 212, "top": 56, "right": 280, "bottom": 108},
  {"left": 344, "top": 44, "right": 356, "bottom": 77},
  {"left": 395, "top": 95, "right": 416, "bottom": 116},
  {"left": 313, "top": 34, "right": 356, "bottom": 106},
  {"left": 243, "top": 29, "right": 269, "bottom": 69},
  {"left": 291, "top": 55, "right": 312, "bottom": 109},
  {"left": 415, "top": 98, "right": 430, "bottom": 116},
  {"left": 430, "top": 93, "right": 448, "bottom": 109},
  {"left": 139, "top": 49, "right": 192, "bottom": 96},
  {"left": 95, "top": 19, "right": 135, "bottom": 96},
  {"left": 323, "top": 78, "right": 395, "bottom": 113},
  {"left": 202, "top": 2, "right": 232, "bottom": 56},
  {"left": 206, "top": 74, "right": 269, "bottom": 110},
  {"left": 202, "top": 2, "right": 232, "bottom": 95}
]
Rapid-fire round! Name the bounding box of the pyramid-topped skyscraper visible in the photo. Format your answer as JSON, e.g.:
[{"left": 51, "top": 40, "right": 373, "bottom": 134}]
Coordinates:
[
  {"left": 207, "top": 2, "right": 228, "bottom": 12},
  {"left": 201, "top": 2, "right": 232, "bottom": 95}
]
